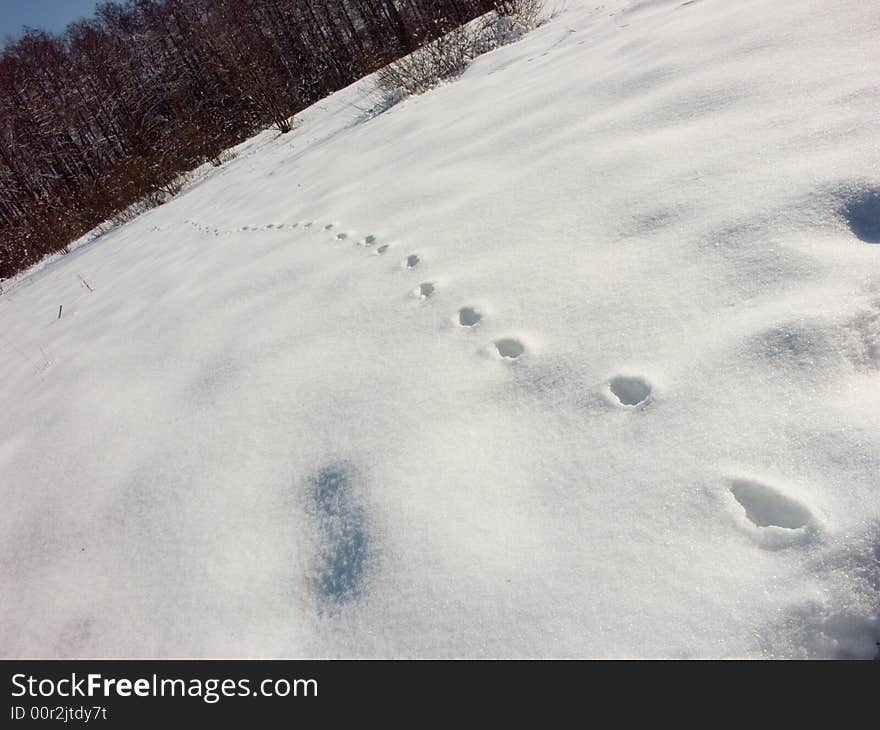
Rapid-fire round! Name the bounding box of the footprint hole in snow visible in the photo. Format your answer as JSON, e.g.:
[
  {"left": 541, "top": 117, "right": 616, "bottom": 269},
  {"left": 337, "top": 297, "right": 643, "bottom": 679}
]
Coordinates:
[
  {"left": 363, "top": 235, "right": 377, "bottom": 246},
  {"left": 324, "top": 223, "right": 335, "bottom": 231},
  {"left": 336, "top": 232, "right": 348, "bottom": 241},
  {"left": 495, "top": 338, "right": 524, "bottom": 359},
  {"left": 729, "top": 479, "right": 812, "bottom": 530},
  {"left": 376, "top": 244, "right": 389, "bottom": 255},
  {"left": 417, "top": 282, "right": 435, "bottom": 299},
  {"left": 608, "top": 375, "right": 652, "bottom": 406},
  {"left": 842, "top": 189, "right": 880, "bottom": 243},
  {"left": 458, "top": 306, "right": 482, "bottom": 327},
  {"left": 404, "top": 254, "right": 420, "bottom": 269}
]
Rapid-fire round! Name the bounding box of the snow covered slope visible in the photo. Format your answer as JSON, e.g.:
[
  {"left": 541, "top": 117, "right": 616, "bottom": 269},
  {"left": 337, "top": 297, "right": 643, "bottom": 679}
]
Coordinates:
[{"left": 2, "top": 0, "right": 879, "bottom": 658}]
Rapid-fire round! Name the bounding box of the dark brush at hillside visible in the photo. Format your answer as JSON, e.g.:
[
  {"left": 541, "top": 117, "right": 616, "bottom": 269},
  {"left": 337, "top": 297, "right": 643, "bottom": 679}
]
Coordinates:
[{"left": 0, "top": 0, "right": 508, "bottom": 280}]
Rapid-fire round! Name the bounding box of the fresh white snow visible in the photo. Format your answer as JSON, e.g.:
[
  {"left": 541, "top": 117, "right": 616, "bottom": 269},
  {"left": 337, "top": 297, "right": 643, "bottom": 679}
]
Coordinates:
[{"left": 1, "top": 0, "right": 879, "bottom": 658}]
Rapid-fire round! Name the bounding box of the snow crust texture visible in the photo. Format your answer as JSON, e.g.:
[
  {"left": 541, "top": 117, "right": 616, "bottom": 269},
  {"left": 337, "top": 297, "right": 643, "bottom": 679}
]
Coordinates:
[{"left": 1, "top": 0, "right": 879, "bottom": 658}]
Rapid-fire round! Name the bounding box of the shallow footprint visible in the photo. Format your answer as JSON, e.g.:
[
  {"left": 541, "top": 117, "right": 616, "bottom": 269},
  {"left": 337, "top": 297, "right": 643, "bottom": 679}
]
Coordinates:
[
  {"left": 324, "top": 223, "right": 335, "bottom": 231},
  {"left": 458, "top": 306, "right": 482, "bottom": 327},
  {"left": 376, "top": 244, "right": 389, "bottom": 255},
  {"left": 730, "top": 478, "right": 812, "bottom": 529},
  {"left": 608, "top": 375, "right": 651, "bottom": 406},
  {"left": 336, "top": 232, "right": 349, "bottom": 241},
  {"left": 362, "top": 235, "right": 377, "bottom": 247},
  {"left": 495, "top": 338, "right": 524, "bottom": 359},
  {"left": 308, "top": 463, "right": 369, "bottom": 607}
]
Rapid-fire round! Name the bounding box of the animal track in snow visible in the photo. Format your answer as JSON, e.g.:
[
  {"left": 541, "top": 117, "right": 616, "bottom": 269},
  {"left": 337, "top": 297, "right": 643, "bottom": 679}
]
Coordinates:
[
  {"left": 608, "top": 375, "right": 652, "bottom": 407},
  {"left": 729, "top": 478, "right": 812, "bottom": 530},
  {"left": 458, "top": 306, "right": 482, "bottom": 327},
  {"left": 187, "top": 219, "right": 310, "bottom": 236},
  {"left": 186, "top": 219, "right": 221, "bottom": 236},
  {"left": 188, "top": 215, "right": 539, "bottom": 371},
  {"left": 842, "top": 188, "right": 880, "bottom": 243},
  {"left": 495, "top": 338, "right": 525, "bottom": 359}
]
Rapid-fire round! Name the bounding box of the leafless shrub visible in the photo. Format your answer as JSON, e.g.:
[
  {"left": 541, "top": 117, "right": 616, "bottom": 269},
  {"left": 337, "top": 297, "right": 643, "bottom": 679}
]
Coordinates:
[
  {"left": 104, "top": 170, "right": 189, "bottom": 230},
  {"left": 158, "top": 171, "right": 192, "bottom": 198},
  {"left": 376, "top": 26, "right": 477, "bottom": 97},
  {"left": 210, "top": 149, "right": 237, "bottom": 167},
  {"left": 106, "top": 196, "right": 161, "bottom": 229},
  {"left": 376, "top": 2, "right": 545, "bottom": 104},
  {"left": 494, "top": 0, "right": 545, "bottom": 30}
]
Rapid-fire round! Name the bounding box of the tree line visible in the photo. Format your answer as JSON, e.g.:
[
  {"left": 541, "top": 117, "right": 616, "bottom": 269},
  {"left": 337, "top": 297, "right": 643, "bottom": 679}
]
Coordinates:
[{"left": 0, "top": 0, "right": 498, "bottom": 280}]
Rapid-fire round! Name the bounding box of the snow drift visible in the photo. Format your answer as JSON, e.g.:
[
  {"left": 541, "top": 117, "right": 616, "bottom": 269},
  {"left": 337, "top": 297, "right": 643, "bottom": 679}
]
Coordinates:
[{"left": 1, "top": 0, "right": 879, "bottom": 658}]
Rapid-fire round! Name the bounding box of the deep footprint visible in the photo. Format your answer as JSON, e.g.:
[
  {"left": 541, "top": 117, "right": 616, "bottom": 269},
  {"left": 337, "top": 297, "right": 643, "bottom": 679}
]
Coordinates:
[
  {"left": 842, "top": 189, "right": 880, "bottom": 243},
  {"left": 417, "top": 282, "right": 435, "bottom": 299},
  {"left": 458, "top": 306, "right": 482, "bottom": 327},
  {"left": 730, "top": 478, "right": 812, "bottom": 529},
  {"left": 609, "top": 375, "right": 652, "bottom": 406},
  {"left": 363, "top": 235, "right": 377, "bottom": 246},
  {"left": 404, "top": 254, "right": 420, "bottom": 269},
  {"left": 495, "top": 338, "right": 524, "bottom": 359}
]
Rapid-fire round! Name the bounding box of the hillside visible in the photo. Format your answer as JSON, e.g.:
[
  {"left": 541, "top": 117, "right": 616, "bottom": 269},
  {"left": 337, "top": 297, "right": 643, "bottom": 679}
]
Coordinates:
[{"left": 1, "top": 0, "right": 878, "bottom": 658}]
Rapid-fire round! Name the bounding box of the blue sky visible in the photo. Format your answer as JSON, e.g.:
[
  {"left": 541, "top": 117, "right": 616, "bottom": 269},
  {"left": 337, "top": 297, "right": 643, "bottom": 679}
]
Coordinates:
[{"left": 1, "top": 0, "right": 100, "bottom": 43}]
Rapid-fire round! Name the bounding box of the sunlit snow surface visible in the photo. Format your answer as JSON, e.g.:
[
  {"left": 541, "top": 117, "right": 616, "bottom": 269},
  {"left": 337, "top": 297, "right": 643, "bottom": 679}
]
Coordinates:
[{"left": 1, "top": 0, "right": 879, "bottom": 658}]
